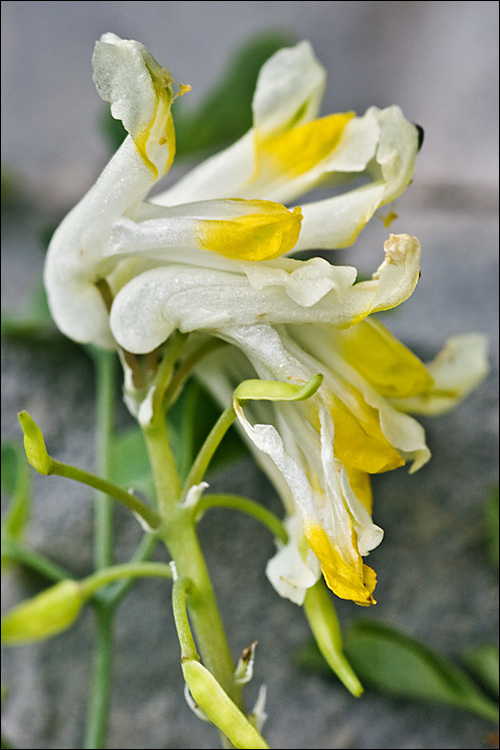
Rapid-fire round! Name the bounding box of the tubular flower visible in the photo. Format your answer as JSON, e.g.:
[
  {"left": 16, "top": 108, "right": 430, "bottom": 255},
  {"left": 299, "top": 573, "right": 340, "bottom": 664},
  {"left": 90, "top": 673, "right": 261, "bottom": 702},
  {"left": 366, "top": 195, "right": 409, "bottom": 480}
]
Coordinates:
[
  {"left": 44, "top": 33, "right": 419, "bottom": 350},
  {"left": 44, "top": 34, "right": 489, "bottom": 606}
]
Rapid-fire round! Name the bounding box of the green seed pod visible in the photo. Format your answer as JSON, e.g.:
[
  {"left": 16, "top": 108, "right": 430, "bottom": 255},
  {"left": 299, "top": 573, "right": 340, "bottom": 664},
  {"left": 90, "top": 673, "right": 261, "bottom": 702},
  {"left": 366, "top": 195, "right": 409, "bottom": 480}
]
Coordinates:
[
  {"left": 1, "top": 579, "right": 83, "bottom": 645},
  {"left": 182, "top": 659, "right": 269, "bottom": 749},
  {"left": 234, "top": 373, "right": 323, "bottom": 404}
]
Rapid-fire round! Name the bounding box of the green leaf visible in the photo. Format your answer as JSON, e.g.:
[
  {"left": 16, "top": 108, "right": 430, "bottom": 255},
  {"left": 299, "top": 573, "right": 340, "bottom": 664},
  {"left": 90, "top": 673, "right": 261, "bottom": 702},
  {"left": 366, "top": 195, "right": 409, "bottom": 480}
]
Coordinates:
[
  {"left": 485, "top": 484, "right": 499, "bottom": 569},
  {"left": 108, "top": 427, "right": 155, "bottom": 500},
  {"left": 462, "top": 644, "right": 499, "bottom": 698},
  {"left": 168, "top": 380, "right": 248, "bottom": 483},
  {"left": 343, "top": 620, "right": 499, "bottom": 722},
  {"left": 1, "top": 279, "right": 60, "bottom": 342},
  {"left": 173, "top": 32, "right": 295, "bottom": 159},
  {"left": 1, "top": 440, "right": 31, "bottom": 547}
]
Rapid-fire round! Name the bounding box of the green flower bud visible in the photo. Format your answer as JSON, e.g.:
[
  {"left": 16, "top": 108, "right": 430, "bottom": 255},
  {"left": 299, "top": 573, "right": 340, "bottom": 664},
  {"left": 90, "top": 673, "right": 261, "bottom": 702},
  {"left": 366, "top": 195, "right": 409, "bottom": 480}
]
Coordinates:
[
  {"left": 17, "top": 411, "right": 54, "bottom": 476},
  {"left": 182, "top": 658, "right": 269, "bottom": 749},
  {"left": 1, "top": 580, "right": 83, "bottom": 645}
]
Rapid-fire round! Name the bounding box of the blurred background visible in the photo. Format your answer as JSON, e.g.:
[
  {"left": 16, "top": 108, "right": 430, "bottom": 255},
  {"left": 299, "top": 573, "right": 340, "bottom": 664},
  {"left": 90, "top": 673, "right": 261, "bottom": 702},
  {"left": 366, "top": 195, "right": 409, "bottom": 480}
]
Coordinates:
[{"left": 1, "top": 2, "right": 498, "bottom": 749}]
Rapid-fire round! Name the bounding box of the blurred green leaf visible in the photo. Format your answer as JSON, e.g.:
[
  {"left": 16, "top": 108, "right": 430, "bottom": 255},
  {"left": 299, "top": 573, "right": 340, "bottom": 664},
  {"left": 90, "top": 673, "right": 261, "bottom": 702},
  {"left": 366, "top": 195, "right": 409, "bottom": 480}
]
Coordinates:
[
  {"left": 485, "top": 484, "right": 499, "bottom": 569},
  {"left": 168, "top": 379, "right": 248, "bottom": 483},
  {"left": 1, "top": 166, "right": 23, "bottom": 207},
  {"left": 462, "top": 644, "right": 499, "bottom": 699},
  {"left": 1, "top": 440, "right": 31, "bottom": 558},
  {"left": 100, "top": 31, "right": 295, "bottom": 157},
  {"left": 174, "top": 31, "right": 295, "bottom": 158},
  {"left": 109, "top": 427, "right": 155, "bottom": 501},
  {"left": 343, "top": 620, "right": 499, "bottom": 722},
  {"left": 1, "top": 279, "right": 60, "bottom": 342}
]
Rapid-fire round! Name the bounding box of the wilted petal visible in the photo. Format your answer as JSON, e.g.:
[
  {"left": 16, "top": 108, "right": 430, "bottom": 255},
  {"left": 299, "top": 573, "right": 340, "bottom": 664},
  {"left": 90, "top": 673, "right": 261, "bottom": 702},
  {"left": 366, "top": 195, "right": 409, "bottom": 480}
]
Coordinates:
[{"left": 389, "top": 334, "right": 489, "bottom": 415}]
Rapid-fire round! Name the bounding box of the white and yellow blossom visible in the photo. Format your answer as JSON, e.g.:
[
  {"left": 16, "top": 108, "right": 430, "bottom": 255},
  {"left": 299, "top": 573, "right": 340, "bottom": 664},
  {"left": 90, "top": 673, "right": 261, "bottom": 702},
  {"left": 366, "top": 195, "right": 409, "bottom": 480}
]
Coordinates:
[
  {"left": 44, "top": 34, "right": 489, "bottom": 607},
  {"left": 44, "top": 34, "right": 420, "bottom": 351}
]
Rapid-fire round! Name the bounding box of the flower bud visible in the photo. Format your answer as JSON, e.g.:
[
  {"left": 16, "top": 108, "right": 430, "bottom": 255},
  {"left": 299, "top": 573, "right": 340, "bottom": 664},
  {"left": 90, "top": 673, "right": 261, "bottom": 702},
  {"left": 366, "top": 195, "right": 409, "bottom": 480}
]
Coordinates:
[
  {"left": 2, "top": 580, "right": 83, "bottom": 645},
  {"left": 17, "top": 411, "right": 54, "bottom": 476}
]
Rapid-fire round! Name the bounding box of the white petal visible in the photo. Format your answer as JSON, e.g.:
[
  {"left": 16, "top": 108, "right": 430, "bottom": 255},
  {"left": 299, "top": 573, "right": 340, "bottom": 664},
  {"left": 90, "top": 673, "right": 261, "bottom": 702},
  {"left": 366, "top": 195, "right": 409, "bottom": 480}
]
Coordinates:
[
  {"left": 266, "top": 516, "right": 320, "bottom": 605},
  {"left": 252, "top": 41, "right": 326, "bottom": 136},
  {"left": 44, "top": 138, "right": 154, "bottom": 348}
]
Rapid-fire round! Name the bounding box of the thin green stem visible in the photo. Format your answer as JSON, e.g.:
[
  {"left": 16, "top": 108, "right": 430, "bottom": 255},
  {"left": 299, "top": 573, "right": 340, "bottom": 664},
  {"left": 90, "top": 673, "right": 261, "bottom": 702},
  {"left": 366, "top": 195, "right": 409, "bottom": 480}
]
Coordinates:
[
  {"left": 181, "top": 405, "right": 236, "bottom": 500},
  {"left": 142, "top": 415, "right": 242, "bottom": 709},
  {"left": 151, "top": 332, "right": 188, "bottom": 416},
  {"left": 84, "top": 600, "right": 114, "bottom": 750},
  {"left": 82, "top": 562, "right": 173, "bottom": 599},
  {"left": 107, "top": 533, "right": 158, "bottom": 607},
  {"left": 51, "top": 460, "right": 160, "bottom": 530},
  {"left": 84, "top": 348, "right": 116, "bottom": 750},
  {"left": 93, "top": 350, "right": 116, "bottom": 570},
  {"left": 1, "top": 537, "right": 71, "bottom": 582},
  {"left": 163, "top": 337, "right": 225, "bottom": 409},
  {"left": 196, "top": 493, "right": 288, "bottom": 545},
  {"left": 172, "top": 577, "right": 198, "bottom": 660}
]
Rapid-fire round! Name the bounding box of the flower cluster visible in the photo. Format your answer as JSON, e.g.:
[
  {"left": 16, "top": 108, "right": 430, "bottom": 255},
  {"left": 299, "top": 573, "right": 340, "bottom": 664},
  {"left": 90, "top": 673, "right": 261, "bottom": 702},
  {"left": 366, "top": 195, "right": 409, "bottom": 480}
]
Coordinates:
[{"left": 44, "top": 33, "right": 488, "bottom": 607}]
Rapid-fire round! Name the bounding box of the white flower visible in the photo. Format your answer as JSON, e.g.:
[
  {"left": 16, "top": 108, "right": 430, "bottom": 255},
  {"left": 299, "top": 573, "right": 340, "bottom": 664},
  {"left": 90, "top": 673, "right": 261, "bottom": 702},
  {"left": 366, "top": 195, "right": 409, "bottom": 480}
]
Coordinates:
[
  {"left": 43, "top": 34, "right": 488, "bottom": 606},
  {"left": 44, "top": 34, "right": 420, "bottom": 351}
]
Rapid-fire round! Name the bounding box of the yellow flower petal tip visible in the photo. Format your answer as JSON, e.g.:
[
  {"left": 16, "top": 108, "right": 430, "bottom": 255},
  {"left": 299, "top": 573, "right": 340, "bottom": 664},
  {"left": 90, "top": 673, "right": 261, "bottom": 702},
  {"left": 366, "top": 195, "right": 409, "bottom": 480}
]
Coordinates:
[
  {"left": 305, "top": 522, "right": 377, "bottom": 606},
  {"left": 197, "top": 200, "right": 303, "bottom": 261},
  {"left": 259, "top": 111, "right": 356, "bottom": 179},
  {"left": 17, "top": 411, "right": 54, "bottom": 476}
]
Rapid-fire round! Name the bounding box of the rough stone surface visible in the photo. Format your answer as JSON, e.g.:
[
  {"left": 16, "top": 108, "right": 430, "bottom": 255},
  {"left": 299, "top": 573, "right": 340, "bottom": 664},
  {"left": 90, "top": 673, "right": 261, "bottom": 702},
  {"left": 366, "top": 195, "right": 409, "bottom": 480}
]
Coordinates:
[{"left": 1, "top": 2, "right": 498, "bottom": 749}]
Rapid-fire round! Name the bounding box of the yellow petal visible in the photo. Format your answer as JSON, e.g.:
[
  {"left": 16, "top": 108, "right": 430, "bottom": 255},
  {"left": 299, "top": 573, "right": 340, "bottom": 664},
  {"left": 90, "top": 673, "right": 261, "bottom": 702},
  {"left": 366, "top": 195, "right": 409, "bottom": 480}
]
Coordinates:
[
  {"left": 323, "top": 388, "right": 405, "bottom": 474},
  {"left": 344, "top": 466, "right": 373, "bottom": 514},
  {"left": 304, "top": 521, "right": 377, "bottom": 606},
  {"left": 257, "top": 111, "right": 355, "bottom": 180},
  {"left": 332, "top": 318, "right": 435, "bottom": 398},
  {"left": 196, "top": 200, "right": 302, "bottom": 261}
]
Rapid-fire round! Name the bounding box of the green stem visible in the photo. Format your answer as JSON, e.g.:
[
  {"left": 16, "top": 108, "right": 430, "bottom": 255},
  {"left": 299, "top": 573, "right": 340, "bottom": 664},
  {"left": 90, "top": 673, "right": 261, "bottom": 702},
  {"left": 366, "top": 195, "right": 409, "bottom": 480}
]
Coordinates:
[
  {"left": 107, "top": 533, "right": 158, "bottom": 607},
  {"left": 92, "top": 349, "right": 116, "bottom": 570},
  {"left": 151, "top": 332, "right": 188, "bottom": 416},
  {"left": 82, "top": 561, "right": 173, "bottom": 599},
  {"left": 163, "top": 337, "right": 225, "bottom": 409},
  {"left": 172, "top": 577, "right": 198, "bottom": 660},
  {"left": 196, "top": 493, "right": 288, "bottom": 545},
  {"left": 84, "top": 348, "right": 116, "bottom": 750},
  {"left": 142, "top": 414, "right": 242, "bottom": 709},
  {"left": 84, "top": 600, "right": 114, "bottom": 750},
  {"left": 1, "top": 537, "right": 71, "bottom": 582},
  {"left": 181, "top": 406, "right": 236, "bottom": 500},
  {"left": 51, "top": 460, "right": 160, "bottom": 530}
]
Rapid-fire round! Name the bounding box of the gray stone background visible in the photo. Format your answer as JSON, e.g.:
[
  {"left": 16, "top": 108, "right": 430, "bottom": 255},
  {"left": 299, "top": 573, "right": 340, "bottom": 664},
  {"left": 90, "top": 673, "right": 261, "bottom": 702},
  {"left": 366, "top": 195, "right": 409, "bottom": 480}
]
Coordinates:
[{"left": 1, "top": 1, "right": 498, "bottom": 749}]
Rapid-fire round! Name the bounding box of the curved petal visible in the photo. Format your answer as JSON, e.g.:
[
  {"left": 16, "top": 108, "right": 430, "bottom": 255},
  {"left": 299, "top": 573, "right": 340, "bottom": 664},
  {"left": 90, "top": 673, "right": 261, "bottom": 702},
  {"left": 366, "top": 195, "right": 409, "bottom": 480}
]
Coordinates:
[
  {"left": 109, "top": 234, "right": 421, "bottom": 354},
  {"left": 104, "top": 199, "right": 302, "bottom": 264},
  {"left": 93, "top": 32, "right": 179, "bottom": 177},
  {"left": 44, "top": 33, "right": 181, "bottom": 348},
  {"left": 389, "top": 334, "right": 490, "bottom": 415},
  {"left": 152, "top": 41, "right": 326, "bottom": 206},
  {"left": 252, "top": 40, "right": 326, "bottom": 136}
]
